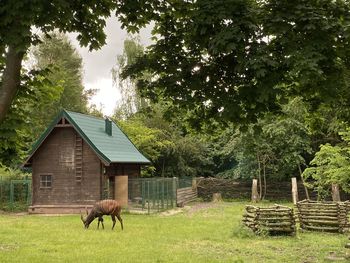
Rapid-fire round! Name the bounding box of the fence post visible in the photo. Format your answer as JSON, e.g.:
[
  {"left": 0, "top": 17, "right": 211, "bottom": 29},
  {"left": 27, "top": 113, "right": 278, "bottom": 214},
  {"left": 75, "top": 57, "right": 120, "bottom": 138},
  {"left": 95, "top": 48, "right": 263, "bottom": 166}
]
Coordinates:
[
  {"left": 332, "top": 184, "right": 341, "bottom": 202},
  {"left": 10, "top": 180, "right": 14, "bottom": 209},
  {"left": 27, "top": 180, "right": 32, "bottom": 206},
  {"left": 161, "top": 180, "right": 164, "bottom": 210},
  {"left": 192, "top": 177, "right": 197, "bottom": 190},
  {"left": 291, "top": 177, "right": 299, "bottom": 205},
  {"left": 251, "top": 179, "right": 259, "bottom": 203},
  {"left": 157, "top": 180, "right": 160, "bottom": 212},
  {"left": 141, "top": 180, "right": 145, "bottom": 210},
  {"left": 173, "top": 177, "right": 177, "bottom": 207}
]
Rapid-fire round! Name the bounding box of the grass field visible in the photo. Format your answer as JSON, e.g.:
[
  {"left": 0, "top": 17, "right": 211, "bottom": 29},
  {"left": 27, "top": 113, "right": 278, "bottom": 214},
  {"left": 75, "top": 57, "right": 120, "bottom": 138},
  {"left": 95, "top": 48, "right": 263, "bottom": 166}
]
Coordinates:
[{"left": 0, "top": 201, "right": 349, "bottom": 263}]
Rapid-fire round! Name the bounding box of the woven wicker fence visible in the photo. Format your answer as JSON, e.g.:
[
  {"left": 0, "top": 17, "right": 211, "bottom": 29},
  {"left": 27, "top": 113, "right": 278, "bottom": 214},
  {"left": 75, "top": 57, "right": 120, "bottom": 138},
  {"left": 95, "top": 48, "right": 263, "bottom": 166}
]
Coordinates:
[
  {"left": 243, "top": 205, "right": 296, "bottom": 235},
  {"left": 296, "top": 200, "right": 350, "bottom": 233}
]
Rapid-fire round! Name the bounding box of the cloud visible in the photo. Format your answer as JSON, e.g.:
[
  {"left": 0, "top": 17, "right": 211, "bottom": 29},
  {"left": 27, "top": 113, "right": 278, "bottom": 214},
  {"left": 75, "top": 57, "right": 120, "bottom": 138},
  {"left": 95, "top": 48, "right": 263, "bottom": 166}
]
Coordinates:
[
  {"left": 68, "top": 17, "right": 153, "bottom": 115},
  {"left": 86, "top": 78, "right": 120, "bottom": 116}
]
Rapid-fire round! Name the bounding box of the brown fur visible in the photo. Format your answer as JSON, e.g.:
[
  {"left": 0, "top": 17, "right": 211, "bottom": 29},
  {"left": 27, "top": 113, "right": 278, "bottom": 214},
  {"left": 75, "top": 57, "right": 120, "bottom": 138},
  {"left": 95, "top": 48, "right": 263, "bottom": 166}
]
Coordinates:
[{"left": 81, "top": 199, "right": 123, "bottom": 230}]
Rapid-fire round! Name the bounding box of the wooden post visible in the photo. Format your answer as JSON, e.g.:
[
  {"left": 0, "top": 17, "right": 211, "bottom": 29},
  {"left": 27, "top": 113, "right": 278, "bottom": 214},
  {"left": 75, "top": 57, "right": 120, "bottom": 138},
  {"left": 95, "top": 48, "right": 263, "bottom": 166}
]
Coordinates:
[
  {"left": 291, "top": 177, "right": 298, "bottom": 205},
  {"left": 251, "top": 179, "right": 259, "bottom": 203},
  {"left": 192, "top": 177, "right": 197, "bottom": 190},
  {"left": 212, "top": 193, "right": 222, "bottom": 202},
  {"left": 115, "top": 175, "right": 128, "bottom": 207},
  {"left": 332, "top": 184, "right": 341, "bottom": 202}
]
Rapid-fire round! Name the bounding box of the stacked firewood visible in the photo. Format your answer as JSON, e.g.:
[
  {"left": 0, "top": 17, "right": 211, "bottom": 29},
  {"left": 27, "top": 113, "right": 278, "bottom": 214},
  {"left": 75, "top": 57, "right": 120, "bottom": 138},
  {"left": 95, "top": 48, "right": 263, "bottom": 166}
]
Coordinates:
[
  {"left": 243, "top": 205, "right": 296, "bottom": 235},
  {"left": 296, "top": 200, "right": 350, "bottom": 233}
]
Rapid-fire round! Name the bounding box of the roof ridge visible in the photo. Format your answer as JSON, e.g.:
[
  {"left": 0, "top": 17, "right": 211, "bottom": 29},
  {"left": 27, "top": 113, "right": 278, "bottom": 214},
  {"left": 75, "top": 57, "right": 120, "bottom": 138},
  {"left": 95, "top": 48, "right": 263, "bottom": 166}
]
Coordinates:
[{"left": 64, "top": 109, "right": 106, "bottom": 121}]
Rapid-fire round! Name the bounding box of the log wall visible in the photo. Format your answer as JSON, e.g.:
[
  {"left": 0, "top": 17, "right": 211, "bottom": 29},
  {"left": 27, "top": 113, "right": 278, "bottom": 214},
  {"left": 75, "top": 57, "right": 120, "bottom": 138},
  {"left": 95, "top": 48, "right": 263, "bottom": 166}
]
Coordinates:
[
  {"left": 32, "top": 128, "right": 101, "bottom": 206},
  {"left": 296, "top": 200, "right": 350, "bottom": 233},
  {"left": 243, "top": 205, "right": 296, "bottom": 235}
]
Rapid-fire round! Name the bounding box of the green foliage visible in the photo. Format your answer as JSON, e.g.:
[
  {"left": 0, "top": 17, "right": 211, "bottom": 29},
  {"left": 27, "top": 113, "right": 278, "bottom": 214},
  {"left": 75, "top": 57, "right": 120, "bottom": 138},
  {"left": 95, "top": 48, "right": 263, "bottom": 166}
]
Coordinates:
[
  {"left": 0, "top": 33, "right": 91, "bottom": 166},
  {"left": 117, "top": 117, "right": 174, "bottom": 176},
  {"left": 115, "top": 105, "right": 214, "bottom": 178},
  {"left": 118, "top": 0, "right": 350, "bottom": 127},
  {"left": 0, "top": 164, "right": 29, "bottom": 180},
  {"left": 0, "top": 0, "right": 117, "bottom": 52},
  {"left": 303, "top": 130, "right": 350, "bottom": 198},
  {"left": 0, "top": 68, "right": 60, "bottom": 166},
  {"left": 33, "top": 33, "right": 89, "bottom": 111},
  {"left": 227, "top": 98, "right": 312, "bottom": 181},
  {"left": 0, "top": 0, "right": 118, "bottom": 122},
  {"left": 30, "top": 32, "right": 91, "bottom": 137},
  {"left": 112, "top": 36, "right": 149, "bottom": 119}
]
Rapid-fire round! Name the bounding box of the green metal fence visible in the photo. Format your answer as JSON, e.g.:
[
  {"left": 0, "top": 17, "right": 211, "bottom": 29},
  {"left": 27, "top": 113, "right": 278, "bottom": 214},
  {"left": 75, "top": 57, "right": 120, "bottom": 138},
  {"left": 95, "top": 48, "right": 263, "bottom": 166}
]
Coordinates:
[
  {"left": 0, "top": 177, "right": 32, "bottom": 211},
  {"left": 128, "top": 177, "right": 177, "bottom": 213},
  {"left": 178, "top": 177, "right": 193, "bottom": 189}
]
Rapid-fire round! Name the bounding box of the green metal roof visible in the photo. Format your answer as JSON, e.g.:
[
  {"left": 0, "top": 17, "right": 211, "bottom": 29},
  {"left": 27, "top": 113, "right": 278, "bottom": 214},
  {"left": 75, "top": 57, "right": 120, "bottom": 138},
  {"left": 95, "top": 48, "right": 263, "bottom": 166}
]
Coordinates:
[{"left": 24, "top": 110, "right": 150, "bottom": 166}]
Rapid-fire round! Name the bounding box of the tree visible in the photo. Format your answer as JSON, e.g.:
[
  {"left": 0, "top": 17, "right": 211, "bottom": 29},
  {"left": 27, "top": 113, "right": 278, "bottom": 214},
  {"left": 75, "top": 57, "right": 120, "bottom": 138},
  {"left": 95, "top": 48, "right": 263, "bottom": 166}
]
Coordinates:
[
  {"left": 0, "top": 69, "right": 61, "bottom": 166},
  {"left": 0, "top": 0, "right": 118, "bottom": 122},
  {"left": 303, "top": 130, "right": 350, "bottom": 199},
  {"left": 117, "top": 0, "right": 350, "bottom": 126},
  {"left": 116, "top": 117, "right": 174, "bottom": 176},
  {"left": 0, "top": 32, "right": 92, "bottom": 166},
  {"left": 112, "top": 36, "right": 149, "bottom": 119},
  {"left": 223, "top": 98, "right": 312, "bottom": 199},
  {"left": 29, "top": 33, "right": 91, "bottom": 137}
]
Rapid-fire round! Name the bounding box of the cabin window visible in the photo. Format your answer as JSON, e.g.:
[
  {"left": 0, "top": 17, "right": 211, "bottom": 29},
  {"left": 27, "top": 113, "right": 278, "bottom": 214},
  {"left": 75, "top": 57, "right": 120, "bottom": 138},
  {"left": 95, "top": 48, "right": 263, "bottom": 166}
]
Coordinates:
[{"left": 40, "top": 175, "right": 52, "bottom": 188}]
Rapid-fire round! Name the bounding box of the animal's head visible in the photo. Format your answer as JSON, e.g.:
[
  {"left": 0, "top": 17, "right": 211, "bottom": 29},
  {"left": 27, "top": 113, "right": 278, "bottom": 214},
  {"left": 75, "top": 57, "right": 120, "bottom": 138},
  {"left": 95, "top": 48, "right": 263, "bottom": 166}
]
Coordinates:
[{"left": 80, "top": 209, "right": 95, "bottom": 229}]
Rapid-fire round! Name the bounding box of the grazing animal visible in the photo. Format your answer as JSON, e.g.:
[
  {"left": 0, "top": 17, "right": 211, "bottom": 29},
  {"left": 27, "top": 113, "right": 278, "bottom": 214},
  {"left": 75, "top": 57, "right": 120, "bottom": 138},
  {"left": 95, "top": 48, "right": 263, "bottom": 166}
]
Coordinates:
[{"left": 81, "top": 199, "right": 123, "bottom": 230}]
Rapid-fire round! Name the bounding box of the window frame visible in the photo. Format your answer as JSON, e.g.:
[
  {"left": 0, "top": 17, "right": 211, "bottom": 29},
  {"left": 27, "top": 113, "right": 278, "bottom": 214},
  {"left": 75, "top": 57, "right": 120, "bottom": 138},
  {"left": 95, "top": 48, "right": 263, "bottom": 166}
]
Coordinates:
[{"left": 39, "top": 174, "right": 53, "bottom": 189}]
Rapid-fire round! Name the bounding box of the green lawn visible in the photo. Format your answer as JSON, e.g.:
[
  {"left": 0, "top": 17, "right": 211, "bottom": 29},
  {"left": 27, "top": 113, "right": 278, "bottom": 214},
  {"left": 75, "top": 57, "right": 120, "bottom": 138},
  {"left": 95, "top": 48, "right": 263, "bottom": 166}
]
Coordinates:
[{"left": 0, "top": 202, "right": 348, "bottom": 262}]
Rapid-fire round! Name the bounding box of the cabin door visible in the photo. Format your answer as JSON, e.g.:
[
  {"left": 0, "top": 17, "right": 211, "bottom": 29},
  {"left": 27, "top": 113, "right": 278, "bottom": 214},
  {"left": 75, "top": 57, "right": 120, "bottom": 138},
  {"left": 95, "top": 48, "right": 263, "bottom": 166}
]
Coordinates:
[{"left": 114, "top": 175, "right": 128, "bottom": 207}]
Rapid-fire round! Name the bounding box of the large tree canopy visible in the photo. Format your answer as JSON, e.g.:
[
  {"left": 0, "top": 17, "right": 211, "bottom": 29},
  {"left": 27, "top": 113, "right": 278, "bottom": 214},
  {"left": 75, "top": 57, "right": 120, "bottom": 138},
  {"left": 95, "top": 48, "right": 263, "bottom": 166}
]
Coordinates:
[
  {"left": 117, "top": 0, "right": 350, "bottom": 125},
  {"left": 0, "top": 0, "right": 118, "bottom": 122}
]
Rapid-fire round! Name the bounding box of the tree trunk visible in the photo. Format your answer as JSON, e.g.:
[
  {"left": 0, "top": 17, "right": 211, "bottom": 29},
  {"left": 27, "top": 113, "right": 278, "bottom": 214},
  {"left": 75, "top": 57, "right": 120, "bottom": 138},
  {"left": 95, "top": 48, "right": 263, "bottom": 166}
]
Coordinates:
[
  {"left": 0, "top": 45, "right": 24, "bottom": 123},
  {"left": 298, "top": 163, "right": 310, "bottom": 200}
]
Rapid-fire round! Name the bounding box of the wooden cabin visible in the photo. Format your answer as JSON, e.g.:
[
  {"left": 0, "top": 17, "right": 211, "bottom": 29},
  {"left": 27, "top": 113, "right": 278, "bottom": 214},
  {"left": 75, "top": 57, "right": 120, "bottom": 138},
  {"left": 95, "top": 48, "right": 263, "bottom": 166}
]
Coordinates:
[{"left": 24, "top": 110, "right": 150, "bottom": 214}]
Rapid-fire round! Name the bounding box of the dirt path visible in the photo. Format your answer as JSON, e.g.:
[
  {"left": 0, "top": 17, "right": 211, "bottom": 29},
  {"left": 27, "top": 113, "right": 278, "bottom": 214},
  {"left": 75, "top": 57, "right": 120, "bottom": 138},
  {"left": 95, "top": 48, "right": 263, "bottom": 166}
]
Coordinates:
[
  {"left": 187, "top": 202, "right": 220, "bottom": 215},
  {"left": 160, "top": 202, "right": 223, "bottom": 217}
]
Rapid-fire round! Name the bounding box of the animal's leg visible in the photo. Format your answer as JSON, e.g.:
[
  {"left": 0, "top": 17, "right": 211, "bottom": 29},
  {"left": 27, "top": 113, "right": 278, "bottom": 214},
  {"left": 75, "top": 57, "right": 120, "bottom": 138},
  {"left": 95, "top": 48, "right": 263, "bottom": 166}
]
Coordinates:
[
  {"left": 116, "top": 214, "right": 123, "bottom": 230},
  {"left": 98, "top": 217, "right": 104, "bottom": 229},
  {"left": 101, "top": 217, "right": 104, "bottom": 229},
  {"left": 111, "top": 215, "right": 116, "bottom": 230}
]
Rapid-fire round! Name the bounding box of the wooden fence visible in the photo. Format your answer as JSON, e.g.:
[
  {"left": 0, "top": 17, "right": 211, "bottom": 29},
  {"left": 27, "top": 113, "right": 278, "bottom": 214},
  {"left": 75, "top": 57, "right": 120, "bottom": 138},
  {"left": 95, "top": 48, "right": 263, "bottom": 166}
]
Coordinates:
[
  {"left": 196, "top": 177, "right": 350, "bottom": 201},
  {"left": 243, "top": 205, "right": 296, "bottom": 235},
  {"left": 296, "top": 200, "right": 350, "bottom": 233},
  {"left": 176, "top": 186, "right": 197, "bottom": 206}
]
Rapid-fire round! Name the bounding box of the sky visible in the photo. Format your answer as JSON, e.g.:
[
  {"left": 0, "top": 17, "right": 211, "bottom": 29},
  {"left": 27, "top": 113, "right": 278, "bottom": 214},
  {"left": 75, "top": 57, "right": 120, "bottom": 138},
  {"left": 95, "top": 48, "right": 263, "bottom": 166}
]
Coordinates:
[{"left": 68, "top": 17, "right": 153, "bottom": 116}]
